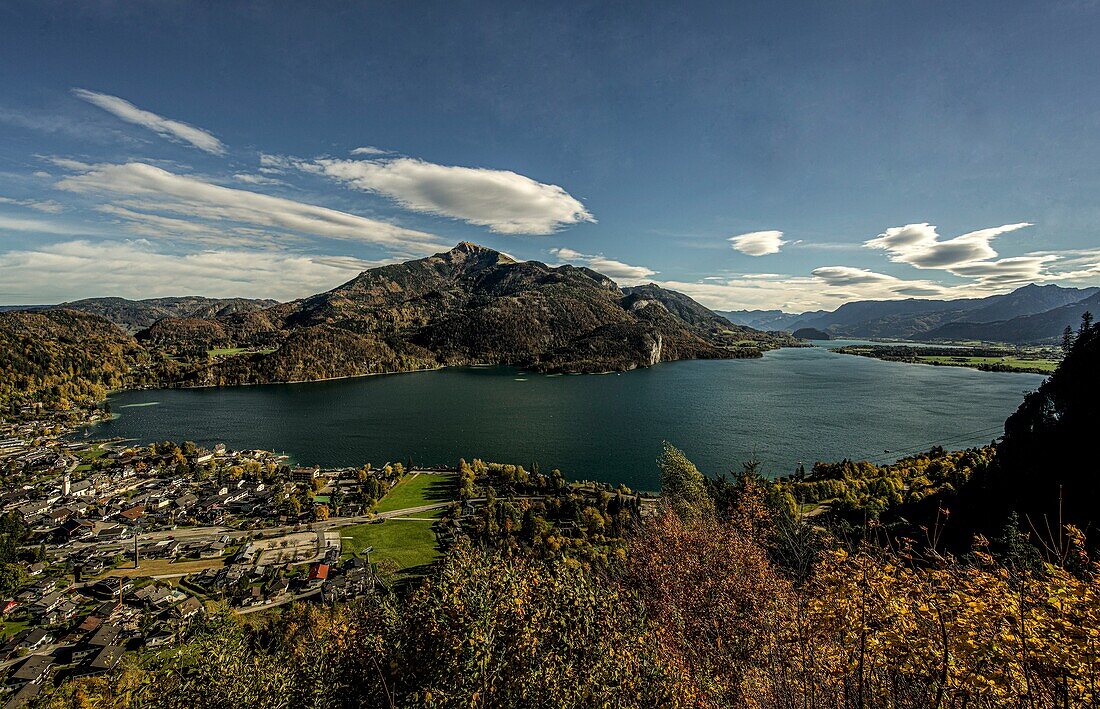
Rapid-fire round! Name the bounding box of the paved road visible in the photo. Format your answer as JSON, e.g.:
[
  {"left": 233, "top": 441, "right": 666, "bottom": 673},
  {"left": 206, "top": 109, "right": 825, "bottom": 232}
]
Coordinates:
[
  {"left": 50, "top": 502, "right": 454, "bottom": 561},
  {"left": 235, "top": 588, "right": 321, "bottom": 615},
  {"left": 46, "top": 487, "right": 634, "bottom": 560}
]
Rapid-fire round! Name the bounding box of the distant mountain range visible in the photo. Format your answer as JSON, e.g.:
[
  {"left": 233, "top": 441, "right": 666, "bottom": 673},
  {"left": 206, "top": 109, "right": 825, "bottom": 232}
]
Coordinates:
[
  {"left": 21, "top": 296, "right": 279, "bottom": 333},
  {"left": 721, "top": 284, "right": 1099, "bottom": 343},
  {"left": 0, "top": 243, "right": 797, "bottom": 404}
]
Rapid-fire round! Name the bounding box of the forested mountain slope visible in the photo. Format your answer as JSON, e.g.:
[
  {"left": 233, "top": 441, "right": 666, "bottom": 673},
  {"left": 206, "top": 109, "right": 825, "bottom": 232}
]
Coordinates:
[
  {"left": 139, "top": 242, "right": 797, "bottom": 385},
  {"left": 0, "top": 310, "right": 161, "bottom": 408},
  {"left": 33, "top": 296, "right": 280, "bottom": 333},
  {"left": 0, "top": 243, "right": 795, "bottom": 406},
  {"left": 948, "top": 311, "right": 1100, "bottom": 539}
]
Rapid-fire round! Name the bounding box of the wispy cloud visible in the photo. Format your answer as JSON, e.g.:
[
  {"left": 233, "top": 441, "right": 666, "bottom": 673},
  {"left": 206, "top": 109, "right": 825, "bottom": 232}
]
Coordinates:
[
  {"left": 0, "top": 106, "right": 142, "bottom": 145},
  {"left": 0, "top": 239, "right": 388, "bottom": 303},
  {"left": 549, "top": 247, "right": 656, "bottom": 284},
  {"left": 350, "top": 146, "right": 391, "bottom": 156},
  {"left": 72, "top": 88, "right": 227, "bottom": 155},
  {"left": 809, "top": 266, "right": 943, "bottom": 296},
  {"left": 310, "top": 156, "right": 595, "bottom": 235},
  {"left": 729, "top": 230, "right": 786, "bottom": 256},
  {"left": 654, "top": 268, "right": 960, "bottom": 312},
  {"left": 0, "top": 196, "right": 64, "bottom": 213},
  {"left": 232, "top": 173, "right": 286, "bottom": 186},
  {"left": 54, "top": 161, "right": 445, "bottom": 253},
  {"left": 0, "top": 213, "right": 102, "bottom": 237}
]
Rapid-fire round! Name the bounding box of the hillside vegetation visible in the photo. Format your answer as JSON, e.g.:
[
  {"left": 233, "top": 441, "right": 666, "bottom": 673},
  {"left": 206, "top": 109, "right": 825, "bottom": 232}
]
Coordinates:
[
  {"left": 29, "top": 313, "right": 1100, "bottom": 708},
  {"left": 0, "top": 243, "right": 796, "bottom": 408},
  {"left": 142, "top": 243, "right": 795, "bottom": 384},
  {"left": 36, "top": 296, "right": 278, "bottom": 333},
  {"left": 0, "top": 310, "right": 166, "bottom": 409}
]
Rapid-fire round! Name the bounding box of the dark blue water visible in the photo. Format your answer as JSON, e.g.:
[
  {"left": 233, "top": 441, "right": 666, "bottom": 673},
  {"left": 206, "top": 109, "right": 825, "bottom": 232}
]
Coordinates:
[{"left": 93, "top": 344, "right": 1044, "bottom": 491}]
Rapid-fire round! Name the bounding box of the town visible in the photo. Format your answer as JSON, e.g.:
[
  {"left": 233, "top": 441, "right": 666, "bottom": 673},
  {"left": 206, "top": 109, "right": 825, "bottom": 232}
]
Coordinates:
[
  {"left": 0, "top": 405, "right": 461, "bottom": 707},
  {"left": 0, "top": 402, "right": 647, "bottom": 708}
]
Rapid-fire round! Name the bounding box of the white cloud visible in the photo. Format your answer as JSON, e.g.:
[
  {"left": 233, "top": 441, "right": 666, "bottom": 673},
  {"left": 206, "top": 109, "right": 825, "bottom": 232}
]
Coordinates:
[
  {"left": 72, "top": 88, "right": 227, "bottom": 155},
  {"left": 548, "top": 247, "right": 656, "bottom": 284},
  {"left": 865, "top": 222, "right": 1032, "bottom": 270},
  {"left": 586, "top": 256, "right": 657, "bottom": 282},
  {"left": 93, "top": 204, "right": 290, "bottom": 247},
  {"left": 312, "top": 157, "right": 595, "bottom": 235},
  {"left": 0, "top": 196, "right": 64, "bottom": 213},
  {"left": 350, "top": 146, "right": 391, "bottom": 156},
  {"left": 948, "top": 256, "right": 1056, "bottom": 285},
  {"left": 0, "top": 239, "right": 387, "bottom": 303},
  {"left": 232, "top": 173, "right": 286, "bottom": 186},
  {"left": 259, "top": 153, "right": 297, "bottom": 171},
  {"left": 551, "top": 247, "right": 584, "bottom": 260},
  {"left": 54, "top": 161, "right": 445, "bottom": 253},
  {"left": 728, "top": 230, "right": 786, "bottom": 256},
  {"left": 653, "top": 266, "right": 968, "bottom": 312},
  {"left": 0, "top": 213, "right": 102, "bottom": 237},
  {"left": 810, "top": 266, "right": 944, "bottom": 296}
]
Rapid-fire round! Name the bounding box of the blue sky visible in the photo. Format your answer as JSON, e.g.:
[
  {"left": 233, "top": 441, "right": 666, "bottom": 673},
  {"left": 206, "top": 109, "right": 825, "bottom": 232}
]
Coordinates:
[{"left": 1, "top": 1, "right": 1098, "bottom": 311}]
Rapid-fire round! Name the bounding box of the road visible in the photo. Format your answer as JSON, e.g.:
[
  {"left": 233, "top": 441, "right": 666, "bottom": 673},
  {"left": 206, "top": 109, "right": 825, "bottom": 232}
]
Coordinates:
[
  {"left": 51, "top": 502, "right": 454, "bottom": 558},
  {"left": 46, "top": 487, "right": 635, "bottom": 563}
]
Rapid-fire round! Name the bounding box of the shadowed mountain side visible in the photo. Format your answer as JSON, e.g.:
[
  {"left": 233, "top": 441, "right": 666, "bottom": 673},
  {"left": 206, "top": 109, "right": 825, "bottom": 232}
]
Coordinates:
[{"left": 720, "top": 284, "right": 1099, "bottom": 343}]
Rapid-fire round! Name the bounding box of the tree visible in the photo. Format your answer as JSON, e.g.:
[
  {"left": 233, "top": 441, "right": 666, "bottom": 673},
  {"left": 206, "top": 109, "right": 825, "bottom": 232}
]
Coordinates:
[
  {"left": 1061, "top": 325, "right": 1076, "bottom": 356},
  {"left": 0, "top": 562, "right": 26, "bottom": 597},
  {"left": 329, "top": 487, "right": 344, "bottom": 514},
  {"left": 657, "top": 442, "right": 714, "bottom": 522}
]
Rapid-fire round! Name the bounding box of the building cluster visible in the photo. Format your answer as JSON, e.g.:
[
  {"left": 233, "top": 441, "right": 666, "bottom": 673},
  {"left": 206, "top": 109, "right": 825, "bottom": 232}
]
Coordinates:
[
  {"left": 0, "top": 572, "right": 204, "bottom": 707},
  {"left": 0, "top": 413, "right": 390, "bottom": 705}
]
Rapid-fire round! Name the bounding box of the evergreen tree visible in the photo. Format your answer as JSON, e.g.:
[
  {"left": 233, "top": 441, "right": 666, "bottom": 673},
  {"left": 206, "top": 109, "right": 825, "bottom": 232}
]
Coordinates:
[
  {"left": 1061, "top": 325, "right": 1075, "bottom": 356},
  {"left": 657, "top": 442, "right": 714, "bottom": 522}
]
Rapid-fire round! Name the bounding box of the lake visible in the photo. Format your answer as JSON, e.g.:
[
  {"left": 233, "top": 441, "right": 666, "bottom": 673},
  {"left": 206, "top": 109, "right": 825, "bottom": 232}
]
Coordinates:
[{"left": 91, "top": 343, "right": 1045, "bottom": 491}]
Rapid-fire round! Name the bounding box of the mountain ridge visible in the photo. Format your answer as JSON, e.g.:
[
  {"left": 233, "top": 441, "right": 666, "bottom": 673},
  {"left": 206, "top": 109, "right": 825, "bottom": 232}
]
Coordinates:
[
  {"left": 0, "top": 243, "right": 797, "bottom": 407},
  {"left": 720, "top": 284, "right": 1098, "bottom": 343},
  {"left": 143, "top": 243, "right": 797, "bottom": 384},
  {"left": 10, "top": 296, "right": 280, "bottom": 334}
]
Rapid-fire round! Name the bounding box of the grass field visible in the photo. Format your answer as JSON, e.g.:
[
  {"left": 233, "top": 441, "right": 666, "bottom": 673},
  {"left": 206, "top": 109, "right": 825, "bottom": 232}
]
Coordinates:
[
  {"left": 74, "top": 442, "right": 109, "bottom": 471},
  {"left": 3, "top": 619, "right": 29, "bottom": 638},
  {"left": 375, "top": 473, "right": 454, "bottom": 513},
  {"left": 339, "top": 519, "right": 439, "bottom": 569},
  {"left": 917, "top": 355, "right": 1058, "bottom": 373},
  {"left": 98, "top": 557, "right": 229, "bottom": 579},
  {"left": 207, "top": 347, "right": 277, "bottom": 358}
]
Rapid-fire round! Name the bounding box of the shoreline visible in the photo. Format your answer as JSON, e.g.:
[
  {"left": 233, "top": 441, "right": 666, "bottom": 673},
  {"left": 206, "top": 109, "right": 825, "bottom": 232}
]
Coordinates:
[
  {"left": 113, "top": 346, "right": 788, "bottom": 396},
  {"left": 833, "top": 347, "right": 1056, "bottom": 375}
]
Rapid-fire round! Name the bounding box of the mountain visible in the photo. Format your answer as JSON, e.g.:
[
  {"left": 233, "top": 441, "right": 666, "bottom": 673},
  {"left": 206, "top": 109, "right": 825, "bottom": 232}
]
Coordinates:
[
  {"left": 923, "top": 291, "right": 1100, "bottom": 343},
  {"left": 716, "top": 309, "right": 824, "bottom": 331},
  {"left": 953, "top": 283, "right": 1097, "bottom": 324},
  {"left": 787, "top": 298, "right": 982, "bottom": 338},
  {"left": 621, "top": 285, "right": 774, "bottom": 342},
  {"left": 131, "top": 243, "right": 796, "bottom": 386},
  {"left": 26, "top": 296, "right": 280, "bottom": 333},
  {"left": 0, "top": 309, "right": 159, "bottom": 408},
  {"left": 736, "top": 284, "right": 1098, "bottom": 342},
  {"left": 792, "top": 327, "right": 830, "bottom": 340}
]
